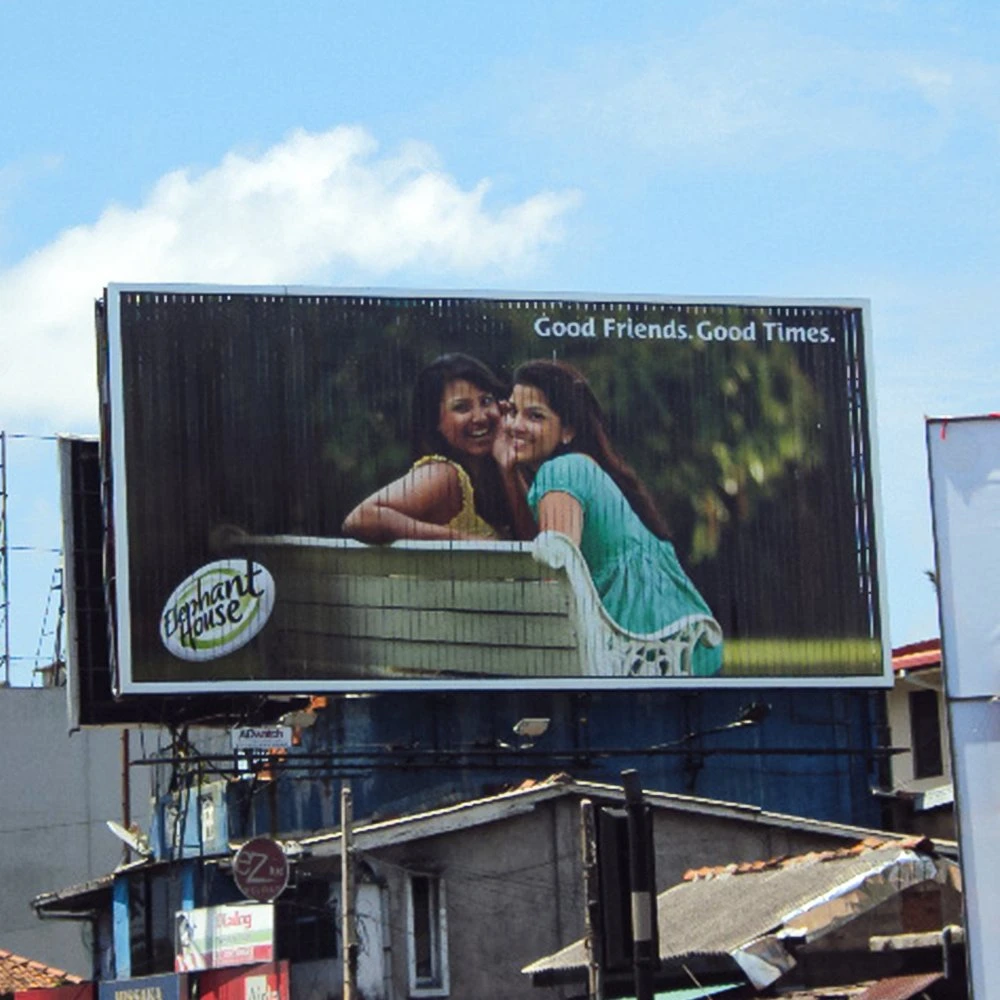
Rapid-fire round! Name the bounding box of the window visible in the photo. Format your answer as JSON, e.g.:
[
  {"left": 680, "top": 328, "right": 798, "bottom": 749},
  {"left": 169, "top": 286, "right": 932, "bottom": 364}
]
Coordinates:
[
  {"left": 406, "top": 874, "right": 449, "bottom": 995},
  {"left": 128, "top": 868, "right": 185, "bottom": 975},
  {"left": 276, "top": 877, "right": 338, "bottom": 962},
  {"left": 909, "top": 688, "right": 944, "bottom": 779}
]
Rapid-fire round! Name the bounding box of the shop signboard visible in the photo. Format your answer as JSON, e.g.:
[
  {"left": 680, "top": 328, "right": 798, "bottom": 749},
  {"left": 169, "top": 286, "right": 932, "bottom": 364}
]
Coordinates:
[
  {"left": 175, "top": 904, "right": 274, "bottom": 972},
  {"left": 22, "top": 987, "right": 94, "bottom": 1000},
  {"left": 101, "top": 285, "right": 888, "bottom": 693},
  {"left": 197, "top": 961, "right": 288, "bottom": 1000},
  {"left": 98, "top": 974, "right": 185, "bottom": 1000},
  {"left": 233, "top": 837, "right": 290, "bottom": 902}
]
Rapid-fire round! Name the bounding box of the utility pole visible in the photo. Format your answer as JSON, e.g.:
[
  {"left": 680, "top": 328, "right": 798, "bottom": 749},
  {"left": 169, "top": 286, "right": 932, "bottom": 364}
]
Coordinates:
[
  {"left": 580, "top": 799, "right": 603, "bottom": 1000},
  {"left": 341, "top": 782, "right": 357, "bottom": 1000},
  {"left": 622, "top": 769, "right": 657, "bottom": 1000}
]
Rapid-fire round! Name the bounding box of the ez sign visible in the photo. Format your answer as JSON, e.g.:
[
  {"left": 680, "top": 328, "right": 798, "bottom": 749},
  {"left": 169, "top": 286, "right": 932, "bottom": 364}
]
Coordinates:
[{"left": 233, "top": 837, "right": 290, "bottom": 902}]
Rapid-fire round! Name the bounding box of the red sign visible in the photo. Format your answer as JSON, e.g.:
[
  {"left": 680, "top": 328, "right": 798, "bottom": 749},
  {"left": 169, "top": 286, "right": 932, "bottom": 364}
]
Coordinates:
[
  {"left": 233, "top": 838, "right": 289, "bottom": 902},
  {"left": 17, "top": 988, "right": 93, "bottom": 1000},
  {"left": 199, "top": 962, "right": 289, "bottom": 1000}
]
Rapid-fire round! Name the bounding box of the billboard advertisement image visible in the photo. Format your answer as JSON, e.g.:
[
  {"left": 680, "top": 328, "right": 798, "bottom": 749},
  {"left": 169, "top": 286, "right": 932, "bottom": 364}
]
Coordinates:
[{"left": 100, "top": 285, "right": 887, "bottom": 692}]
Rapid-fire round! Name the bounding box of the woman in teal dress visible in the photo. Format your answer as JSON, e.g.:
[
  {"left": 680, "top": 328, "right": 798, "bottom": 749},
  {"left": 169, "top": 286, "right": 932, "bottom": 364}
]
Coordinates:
[{"left": 506, "top": 359, "right": 723, "bottom": 676}]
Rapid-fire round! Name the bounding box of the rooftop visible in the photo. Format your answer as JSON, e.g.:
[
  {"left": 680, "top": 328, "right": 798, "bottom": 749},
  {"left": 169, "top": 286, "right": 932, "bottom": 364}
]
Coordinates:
[
  {"left": 524, "top": 835, "right": 960, "bottom": 991},
  {"left": 0, "top": 949, "right": 83, "bottom": 992},
  {"left": 891, "top": 638, "right": 941, "bottom": 674}
]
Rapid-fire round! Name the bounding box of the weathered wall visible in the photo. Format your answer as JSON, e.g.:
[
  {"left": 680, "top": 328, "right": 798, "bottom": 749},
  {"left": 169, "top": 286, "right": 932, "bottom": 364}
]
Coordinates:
[
  {"left": 233, "top": 686, "right": 888, "bottom": 845},
  {"left": 374, "top": 803, "right": 581, "bottom": 1000},
  {"left": 0, "top": 688, "right": 147, "bottom": 976}
]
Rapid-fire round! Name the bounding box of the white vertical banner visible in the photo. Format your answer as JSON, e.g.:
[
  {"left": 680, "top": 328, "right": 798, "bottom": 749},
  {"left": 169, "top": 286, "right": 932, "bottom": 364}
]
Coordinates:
[{"left": 927, "top": 414, "right": 1000, "bottom": 1000}]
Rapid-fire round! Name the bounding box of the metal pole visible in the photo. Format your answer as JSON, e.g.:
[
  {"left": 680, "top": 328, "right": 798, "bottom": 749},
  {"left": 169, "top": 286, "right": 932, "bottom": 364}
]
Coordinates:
[
  {"left": 341, "top": 782, "right": 357, "bottom": 1000},
  {"left": 0, "top": 431, "right": 9, "bottom": 686},
  {"left": 581, "top": 799, "right": 604, "bottom": 1000},
  {"left": 121, "top": 729, "right": 131, "bottom": 865},
  {"left": 623, "top": 769, "right": 656, "bottom": 1000}
]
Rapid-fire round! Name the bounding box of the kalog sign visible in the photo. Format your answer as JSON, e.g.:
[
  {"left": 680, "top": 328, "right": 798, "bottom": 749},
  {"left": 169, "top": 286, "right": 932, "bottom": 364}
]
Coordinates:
[{"left": 99, "top": 285, "right": 889, "bottom": 694}]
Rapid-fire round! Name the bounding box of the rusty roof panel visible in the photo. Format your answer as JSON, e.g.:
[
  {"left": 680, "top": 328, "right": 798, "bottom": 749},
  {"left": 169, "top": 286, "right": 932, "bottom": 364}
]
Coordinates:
[{"left": 854, "top": 972, "right": 944, "bottom": 1000}]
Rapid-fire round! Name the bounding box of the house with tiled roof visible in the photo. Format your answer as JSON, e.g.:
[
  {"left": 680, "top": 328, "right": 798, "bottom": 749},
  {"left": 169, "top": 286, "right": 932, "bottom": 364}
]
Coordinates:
[
  {"left": 0, "top": 947, "right": 86, "bottom": 996},
  {"left": 877, "top": 639, "right": 954, "bottom": 840}
]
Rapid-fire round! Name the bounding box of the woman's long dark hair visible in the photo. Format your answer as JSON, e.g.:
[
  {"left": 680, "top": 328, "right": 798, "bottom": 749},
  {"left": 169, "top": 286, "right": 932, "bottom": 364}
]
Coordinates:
[
  {"left": 411, "top": 353, "right": 512, "bottom": 534},
  {"left": 512, "top": 359, "right": 672, "bottom": 540}
]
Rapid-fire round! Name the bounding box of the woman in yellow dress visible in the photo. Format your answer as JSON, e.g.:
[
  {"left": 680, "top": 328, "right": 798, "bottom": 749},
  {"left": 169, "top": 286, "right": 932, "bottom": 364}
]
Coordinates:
[{"left": 342, "top": 353, "right": 527, "bottom": 542}]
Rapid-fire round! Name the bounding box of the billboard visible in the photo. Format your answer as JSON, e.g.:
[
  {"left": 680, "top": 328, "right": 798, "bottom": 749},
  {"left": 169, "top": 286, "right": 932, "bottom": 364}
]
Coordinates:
[
  {"left": 926, "top": 414, "right": 1000, "bottom": 999},
  {"left": 101, "top": 285, "right": 888, "bottom": 693}
]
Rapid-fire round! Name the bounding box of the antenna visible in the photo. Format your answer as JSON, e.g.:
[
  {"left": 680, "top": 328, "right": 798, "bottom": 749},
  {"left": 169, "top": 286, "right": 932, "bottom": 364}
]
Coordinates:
[
  {"left": 0, "top": 433, "right": 63, "bottom": 687},
  {"left": 106, "top": 819, "right": 153, "bottom": 858},
  {"left": 33, "top": 566, "right": 65, "bottom": 687}
]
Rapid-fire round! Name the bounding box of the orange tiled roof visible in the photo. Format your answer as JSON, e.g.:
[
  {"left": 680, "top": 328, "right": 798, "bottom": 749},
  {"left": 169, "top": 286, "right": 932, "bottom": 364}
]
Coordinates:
[
  {"left": 0, "top": 948, "right": 84, "bottom": 992},
  {"left": 681, "top": 835, "right": 934, "bottom": 882},
  {"left": 891, "top": 638, "right": 941, "bottom": 673}
]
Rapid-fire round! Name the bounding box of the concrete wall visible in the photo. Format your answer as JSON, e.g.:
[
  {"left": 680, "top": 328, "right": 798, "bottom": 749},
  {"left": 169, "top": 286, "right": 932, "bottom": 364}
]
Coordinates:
[
  {"left": 886, "top": 668, "right": 952, "bottom": 791},
  {"left": 374, "top": 804, "right": 579, "bottom": 1000},
  {"left": 0, "top": 688, "right": 147, "bottom": 976}
]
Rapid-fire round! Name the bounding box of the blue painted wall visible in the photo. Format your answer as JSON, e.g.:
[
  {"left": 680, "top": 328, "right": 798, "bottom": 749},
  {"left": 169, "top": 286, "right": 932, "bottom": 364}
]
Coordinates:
[{"left": 228, "top": 687, "right": 888, "bottom": 840}]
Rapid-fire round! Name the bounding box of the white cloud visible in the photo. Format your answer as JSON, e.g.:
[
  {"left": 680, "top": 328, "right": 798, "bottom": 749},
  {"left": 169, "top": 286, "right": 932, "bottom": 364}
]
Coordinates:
[
  {"left": 0, "top": 126, "right": 580, "bottom": 429},
  {"left": 516, "top": 10, "right": 1000, "bottom": 165}
]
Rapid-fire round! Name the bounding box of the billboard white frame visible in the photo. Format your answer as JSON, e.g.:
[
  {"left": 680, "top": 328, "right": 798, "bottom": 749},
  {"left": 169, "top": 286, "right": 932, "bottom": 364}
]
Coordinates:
[{"left": 104, "top": 283, "right": 891, "bottom": 694}]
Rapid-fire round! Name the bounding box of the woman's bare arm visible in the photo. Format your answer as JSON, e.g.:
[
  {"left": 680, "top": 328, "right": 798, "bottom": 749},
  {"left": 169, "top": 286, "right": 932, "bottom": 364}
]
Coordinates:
[
  {"left": 536, "top": 491, "right": 583, "bottom": 545},
  {"left": 342, "top": 462, "right": 471, "bottom": 542}
]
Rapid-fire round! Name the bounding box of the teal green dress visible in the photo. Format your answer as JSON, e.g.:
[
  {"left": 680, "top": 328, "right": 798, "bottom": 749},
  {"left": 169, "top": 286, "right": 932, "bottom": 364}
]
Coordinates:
[{"left": 528, "top": 453, "right": 723, "bottom": 676}]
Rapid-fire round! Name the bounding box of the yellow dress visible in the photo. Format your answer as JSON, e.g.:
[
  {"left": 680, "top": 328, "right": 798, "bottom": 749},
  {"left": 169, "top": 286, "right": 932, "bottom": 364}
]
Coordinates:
[{"left": 412, "top": 455, "right": 498, "bottom": 539}]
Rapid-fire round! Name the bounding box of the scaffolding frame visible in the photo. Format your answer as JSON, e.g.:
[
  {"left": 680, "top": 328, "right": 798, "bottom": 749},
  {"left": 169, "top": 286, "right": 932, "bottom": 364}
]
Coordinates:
[{"left": 1, "top": 431, "right": 9, "bottom": 686}]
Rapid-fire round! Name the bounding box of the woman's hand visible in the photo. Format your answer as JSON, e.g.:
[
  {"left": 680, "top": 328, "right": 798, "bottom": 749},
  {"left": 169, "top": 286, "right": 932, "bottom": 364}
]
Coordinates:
[
  {"left": 492, "top": 415, "right": 519, "bottom": 473},
  {"left": 492, "top": 419, "right": 537, "bottom": 540}
]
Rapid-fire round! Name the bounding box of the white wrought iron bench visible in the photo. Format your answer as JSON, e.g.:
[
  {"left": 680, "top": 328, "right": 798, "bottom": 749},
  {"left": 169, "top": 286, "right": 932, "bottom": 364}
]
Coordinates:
[{"left": 216, "top": 530, "right": 721, "bottom": 681}]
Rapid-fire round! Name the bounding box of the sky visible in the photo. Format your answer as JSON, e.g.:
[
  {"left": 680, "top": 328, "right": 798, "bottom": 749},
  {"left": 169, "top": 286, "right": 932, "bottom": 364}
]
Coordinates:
[{"left": 1, "top": 0, "right": 997, "bottom": 685}]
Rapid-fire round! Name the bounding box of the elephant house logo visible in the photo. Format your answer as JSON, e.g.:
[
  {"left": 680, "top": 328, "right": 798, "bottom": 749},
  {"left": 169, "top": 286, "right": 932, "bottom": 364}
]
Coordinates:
[{"left": 160, "top": 559, "right": 275, "bottom": 661}]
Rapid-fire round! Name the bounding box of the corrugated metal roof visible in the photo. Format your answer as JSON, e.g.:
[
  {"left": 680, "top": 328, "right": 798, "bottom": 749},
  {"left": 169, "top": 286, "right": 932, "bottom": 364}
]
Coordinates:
[
  {"left": 34, "top": 776, "right": 955, "bottom": 916},
  {"left": 0, "top": 949, "right": 83, "bottom": 991},
  {"left": 656, "top": 845, "right": 933, "bottom": 961},
  {"left": 297, "top": 774, "right": 944, "bottom": 860},
  {"left": 854, "top": 972, "right": 944, "bottom": 1000},
  {"left": 524, "top": 840, "right": 953, "bottom": 982}
]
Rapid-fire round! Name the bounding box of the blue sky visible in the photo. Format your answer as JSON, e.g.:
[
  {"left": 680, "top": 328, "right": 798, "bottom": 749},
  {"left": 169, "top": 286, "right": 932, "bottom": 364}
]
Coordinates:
[{"left": 1, "top": 0, "right": 997, "bottom": 684}]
